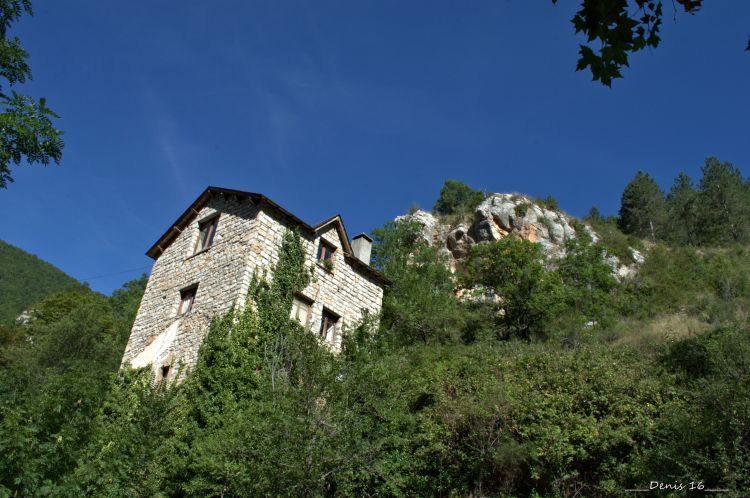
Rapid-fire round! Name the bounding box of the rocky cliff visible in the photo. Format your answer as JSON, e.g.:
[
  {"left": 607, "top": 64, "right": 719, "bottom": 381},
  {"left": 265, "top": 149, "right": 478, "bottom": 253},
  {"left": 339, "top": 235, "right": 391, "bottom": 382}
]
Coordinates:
[{"left": 395, "top": 193, "right": 643, "bottom": 278}]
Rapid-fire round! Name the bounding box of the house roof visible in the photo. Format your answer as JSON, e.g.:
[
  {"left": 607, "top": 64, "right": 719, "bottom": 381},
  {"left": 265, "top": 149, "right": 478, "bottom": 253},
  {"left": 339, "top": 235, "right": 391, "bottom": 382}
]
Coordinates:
[{"left": 145, "top": 186, "right": 389, "bottom": 286}]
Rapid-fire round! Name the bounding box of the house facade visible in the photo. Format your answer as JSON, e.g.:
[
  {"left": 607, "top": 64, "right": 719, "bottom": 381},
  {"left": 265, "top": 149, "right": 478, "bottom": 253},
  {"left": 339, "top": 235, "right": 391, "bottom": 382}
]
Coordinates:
[{"left": 121, "top": 187, "right": 387, "bottom": 381}]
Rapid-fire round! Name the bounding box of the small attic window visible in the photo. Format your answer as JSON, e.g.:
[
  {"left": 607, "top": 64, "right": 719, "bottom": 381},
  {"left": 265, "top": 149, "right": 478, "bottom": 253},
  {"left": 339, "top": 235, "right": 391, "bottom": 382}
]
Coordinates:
[
  {"left": 178, "top": 286, "right": 197, "bottom": 315},
  {"left": 194, "top": 215, "right": 219, "bottom": 253},
  {"left": 317, "top": 240, "right": 335, "bottom": 266}
]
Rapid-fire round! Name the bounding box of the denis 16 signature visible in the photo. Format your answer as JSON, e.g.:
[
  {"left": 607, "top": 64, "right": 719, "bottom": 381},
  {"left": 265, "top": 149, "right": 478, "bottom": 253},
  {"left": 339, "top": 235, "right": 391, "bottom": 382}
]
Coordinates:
[{"left": 626, "top": 481, "right": 730, "bottom": 493}]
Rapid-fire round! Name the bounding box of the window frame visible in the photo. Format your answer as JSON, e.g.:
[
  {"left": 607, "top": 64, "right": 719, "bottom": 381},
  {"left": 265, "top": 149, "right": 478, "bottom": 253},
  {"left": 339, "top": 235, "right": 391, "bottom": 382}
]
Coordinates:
[
  {"left": 178, "top": 285, "right": 198, "bottom": 316},
  {"left": 317, "top": 240, "right": 336, "bottom": 270},
  {"left": 319, "top": 308, "right": 339, "bottom": 343},
  {"left": 194, "top": 215, "right": 220, "bottom": 254}
]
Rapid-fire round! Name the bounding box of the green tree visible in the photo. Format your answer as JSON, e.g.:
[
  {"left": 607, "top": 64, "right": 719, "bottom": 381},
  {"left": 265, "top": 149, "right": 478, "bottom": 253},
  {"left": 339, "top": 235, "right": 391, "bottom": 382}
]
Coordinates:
[
  {"left": 586, "top": 205, "right": 603, "bottom": 222},
  {"left": 433, "top": 179, "right": 485, "bottom": 216},
  {"left": 557, "top": 234, "right": 619, "bottom": 326},
  {"left": 0, "top": 277, "right": 146, "bottom": 497},
  {"left": 696, "top": 157, "right": 749, "bottom": 245},
  {"left": 664, "top": 172, "right": 699, "bottom": 245},
  {"left": 0, "top": 239, "right": 87, "bottom": 323},
  {"left": 618, "top": 170, "right": 665, "bottom": 240},
  {"left": 466, "top": 238, "right": 565, "bottom": 340},
  {"left": 0, "top": 0, "right": 63, "bottom": 188},
  {"left": 372, "top": 219, "right": 467, "bottom": 344}
]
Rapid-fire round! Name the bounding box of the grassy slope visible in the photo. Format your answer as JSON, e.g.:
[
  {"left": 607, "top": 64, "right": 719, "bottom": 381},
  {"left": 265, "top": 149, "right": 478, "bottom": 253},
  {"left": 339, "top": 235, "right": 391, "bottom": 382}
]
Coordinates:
[{"left": 0, "top": 240, "right": 88, "bottom": 323}]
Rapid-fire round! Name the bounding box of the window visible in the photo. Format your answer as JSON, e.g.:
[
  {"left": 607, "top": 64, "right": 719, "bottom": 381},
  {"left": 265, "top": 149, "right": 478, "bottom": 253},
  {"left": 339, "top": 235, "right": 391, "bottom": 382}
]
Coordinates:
[
  {"left": 319, "top": 309, "right": 338, "bottom": 343},
  {"left": 317, "top": 240, "right": 335, "bottom": 269},
  {"left": 194, "top": 216, "right": 219, "bottom": 253},
  {"left": 157, "top": 353, "right": 174, "bottom": 384},
  {"left": 178, "top": 286, "right": 197, "bottom": 315},
  {"left": 290, "top": 295, "right": 313, "bottom": 327}
]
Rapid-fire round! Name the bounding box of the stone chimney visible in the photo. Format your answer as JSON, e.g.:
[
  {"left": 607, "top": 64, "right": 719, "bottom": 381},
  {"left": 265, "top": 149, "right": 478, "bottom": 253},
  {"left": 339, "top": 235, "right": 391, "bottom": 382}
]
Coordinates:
[{"left": 351, "top": 233, "right": 373, "bottom": 265}]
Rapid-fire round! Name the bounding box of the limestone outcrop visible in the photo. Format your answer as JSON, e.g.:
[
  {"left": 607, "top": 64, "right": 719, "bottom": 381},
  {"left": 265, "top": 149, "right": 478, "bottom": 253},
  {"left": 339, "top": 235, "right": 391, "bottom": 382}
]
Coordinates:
[{"left": 396, "top": 193, "right": 642, "bottom": 278}]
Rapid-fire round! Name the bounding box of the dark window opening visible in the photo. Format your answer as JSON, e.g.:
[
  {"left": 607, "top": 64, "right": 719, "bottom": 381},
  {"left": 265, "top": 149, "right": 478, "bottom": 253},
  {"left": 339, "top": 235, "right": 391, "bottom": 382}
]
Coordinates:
[
  {"left": 179, "top": 286, "right": 197, "bottom": 315},
  {"left": 317, "top": 240, "right": 335, "bottom": 262},
  {"left": 195, "top": 216, "right": 219, "bottom": 253},
  {"left": 319, "top": 309, "right": 338, "bottom": 343},
  {"left": 161, "top": 365, "right": 170, "bottom": 380}
]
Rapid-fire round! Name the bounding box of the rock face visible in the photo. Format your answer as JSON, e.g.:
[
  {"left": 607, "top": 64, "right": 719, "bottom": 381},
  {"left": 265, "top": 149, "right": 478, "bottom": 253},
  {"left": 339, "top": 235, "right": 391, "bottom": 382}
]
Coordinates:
[
  {"left": 396, "top": 193, "right": 641, "bottom": 278},
  {"left": 471, "top": 194, "right": 577, "bottom": 257},
  {"left": 397, "top": 193, "right": 578, "bottom": 260}
]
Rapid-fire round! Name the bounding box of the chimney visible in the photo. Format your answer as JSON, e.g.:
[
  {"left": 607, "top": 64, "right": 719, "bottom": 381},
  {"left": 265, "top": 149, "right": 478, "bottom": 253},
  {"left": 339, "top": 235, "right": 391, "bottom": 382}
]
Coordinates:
[{"left": 351, "top": 233, "right": 373, "bottom": 265}]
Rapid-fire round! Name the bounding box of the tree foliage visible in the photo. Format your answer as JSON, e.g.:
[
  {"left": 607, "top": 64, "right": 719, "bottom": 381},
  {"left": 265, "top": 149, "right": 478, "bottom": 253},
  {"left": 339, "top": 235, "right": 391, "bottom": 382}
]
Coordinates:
[
  {"left": 697, "top": 157, "right": 750, "bottom": 244},
  {"left": 553, "top": 0, "right": 664, "bottom": 86},
  {"left": 432, "top": 179, "right": 485, "bottom": 216},
  {"left": 466, "top": 238, "right": 565, "bottom": 340},
  {"left": 618, "top": 157, "right": 750, "bottom": 246},
  {"left": 664, "top": 172, "right": 700, "bottom": 246},
  {"left": 552, "top": 0, "right": 748, "bottom": 86},
  {"left": 618, "top": 170, "right": 665, "bottom": 240},
  {"left": 557, "top": 233, "right": 619, "bottom": 327},
  {"left": 0, "top": 0, "right": 63, "bottom": 188},
  {"left": 0, "top": 239, "right": 88, "bottom": 323},
  {"left": 372, "top": 219, "right": 467, "bottom": 344},
  {"left": 0, "top": 276, "right": 146, "bottom": 497}
]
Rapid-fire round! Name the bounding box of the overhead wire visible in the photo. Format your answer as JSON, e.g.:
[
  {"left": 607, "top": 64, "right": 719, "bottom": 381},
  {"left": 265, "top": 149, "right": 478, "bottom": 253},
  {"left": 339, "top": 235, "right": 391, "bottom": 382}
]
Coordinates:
[{"left": 79, "top": 265, "right": 152, "bottom": 281}]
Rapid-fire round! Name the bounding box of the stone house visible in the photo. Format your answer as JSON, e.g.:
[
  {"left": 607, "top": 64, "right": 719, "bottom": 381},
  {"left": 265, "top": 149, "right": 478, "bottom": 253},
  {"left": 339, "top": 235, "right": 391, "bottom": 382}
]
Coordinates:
[{"left": 121, "top": 187, "right": 388, "bottom": 381}]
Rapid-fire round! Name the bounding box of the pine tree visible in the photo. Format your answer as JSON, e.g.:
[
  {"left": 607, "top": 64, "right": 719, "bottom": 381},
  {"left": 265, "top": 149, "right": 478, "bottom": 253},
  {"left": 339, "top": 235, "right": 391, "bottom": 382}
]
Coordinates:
[
  {"left": 618, "top": 171, "right": 665, "bottom": 241},
  {"left": 665, "top": 172, "right": 699, "bottom": 246},
  {"left": 697, "top": 157, "right": 750, "bottom": 245}
]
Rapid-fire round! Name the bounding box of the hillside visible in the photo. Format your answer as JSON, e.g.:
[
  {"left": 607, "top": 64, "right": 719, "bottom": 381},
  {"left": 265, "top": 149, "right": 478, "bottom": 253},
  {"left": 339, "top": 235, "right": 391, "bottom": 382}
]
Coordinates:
[
  {"left": 0, "top": 240, "right": 88, "bottom": 323},
  {"left": 1, "top": 171, "right": 750, "bottom": 496}
]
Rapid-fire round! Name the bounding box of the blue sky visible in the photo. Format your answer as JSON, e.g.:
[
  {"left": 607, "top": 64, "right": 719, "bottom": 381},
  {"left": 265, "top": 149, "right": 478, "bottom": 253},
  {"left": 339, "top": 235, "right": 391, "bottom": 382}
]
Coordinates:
[{"left": 1, "top": 1, "right": 748, "bottom": 294}]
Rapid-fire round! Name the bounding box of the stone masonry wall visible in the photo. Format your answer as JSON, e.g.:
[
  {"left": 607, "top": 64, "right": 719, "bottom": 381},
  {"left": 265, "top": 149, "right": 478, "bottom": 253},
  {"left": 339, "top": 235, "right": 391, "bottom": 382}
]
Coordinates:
[
  {"left": 122, "top": 193, "right": 259, "bottom": 377},
  {"left": 250, "top": 207, "right": 384, "bottom": 351},
  {"left": 122, "top": 192, "right": 384, "bottom": 379}
]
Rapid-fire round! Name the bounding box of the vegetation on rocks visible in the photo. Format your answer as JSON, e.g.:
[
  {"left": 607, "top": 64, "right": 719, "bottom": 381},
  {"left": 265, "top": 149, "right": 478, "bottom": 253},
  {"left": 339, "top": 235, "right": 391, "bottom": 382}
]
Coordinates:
[{"left": 432, "top": 179, "right": 486, "bottom": 216}]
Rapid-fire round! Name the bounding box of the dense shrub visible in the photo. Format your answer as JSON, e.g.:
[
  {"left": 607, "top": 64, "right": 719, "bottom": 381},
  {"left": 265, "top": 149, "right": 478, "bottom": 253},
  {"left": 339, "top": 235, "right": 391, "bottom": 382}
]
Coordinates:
[
  {"left": 433, "top": 179, "right": 486, "bottom": 216},
  {"left": 0, "top": 277, "right": 146, "bottom": 497},
  {"left": 466, "top": 238, "right": 565, "bottom": 340}
]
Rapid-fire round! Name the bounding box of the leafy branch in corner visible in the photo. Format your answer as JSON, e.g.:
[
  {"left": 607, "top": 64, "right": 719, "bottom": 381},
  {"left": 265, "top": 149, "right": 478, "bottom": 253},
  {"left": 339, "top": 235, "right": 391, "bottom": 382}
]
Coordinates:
[
  {"left": 551, "top": 0, "right": 750, "bottom": 86},
  {"left": 0, "top": 0, "right": 63, "bottom": 188}
]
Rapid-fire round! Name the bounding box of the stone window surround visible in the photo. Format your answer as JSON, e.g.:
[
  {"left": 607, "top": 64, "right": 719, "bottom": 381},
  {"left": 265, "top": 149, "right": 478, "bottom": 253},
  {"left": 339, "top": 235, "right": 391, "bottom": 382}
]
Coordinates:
[
  {"left": 292, "top": 293, "right": 345, "bottom": 346},
  {"left": 319, "top": 307, "right": 340, "bottom": 343},
  {"left": 178, "top": 284, "right": 198, "bottom": 316},
  {"left": 316, "top": 238, "right": 336, "bottom": 272},
  {"left": 317, "top": 239, "right": 335, "bottom": 261},
  {"left": 192, "top": 213, "right": 220, "bottom": 256}
]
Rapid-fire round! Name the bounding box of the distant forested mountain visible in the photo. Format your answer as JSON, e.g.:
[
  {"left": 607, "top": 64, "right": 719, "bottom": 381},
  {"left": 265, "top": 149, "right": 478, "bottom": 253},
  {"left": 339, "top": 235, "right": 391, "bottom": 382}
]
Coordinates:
[{"left": 0, "top": 240, "right": 88, "bottom": 323}]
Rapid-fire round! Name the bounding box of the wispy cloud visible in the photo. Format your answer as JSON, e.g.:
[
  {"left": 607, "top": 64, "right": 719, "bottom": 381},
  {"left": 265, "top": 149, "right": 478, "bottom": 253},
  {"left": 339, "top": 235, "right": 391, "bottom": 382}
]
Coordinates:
[
  {"left": 140, "top": 81, "right": 193, "bottom": 198},
  {"left": 157, "top": 127, "right": 189, "bottom": 197}
]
